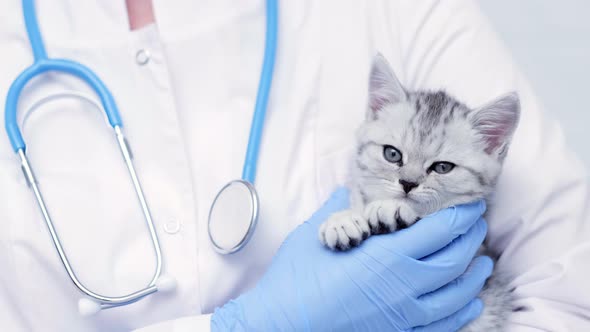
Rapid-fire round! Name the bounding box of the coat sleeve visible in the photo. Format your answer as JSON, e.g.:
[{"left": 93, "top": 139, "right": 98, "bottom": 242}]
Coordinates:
[
  {"left": 388, "top": 0, "right": 590, "bottom": 330},
  {"left": 132, "top": 314, "right": 212, "bottom": 332}
]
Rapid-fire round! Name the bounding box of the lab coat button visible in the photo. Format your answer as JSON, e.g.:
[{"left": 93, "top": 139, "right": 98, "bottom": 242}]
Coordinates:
[
  {"left": 135, "top": 49, "right": 151, "bottom": 65},
  {"left": 163, "top": 220, "right": 181, "bottom": 234}
]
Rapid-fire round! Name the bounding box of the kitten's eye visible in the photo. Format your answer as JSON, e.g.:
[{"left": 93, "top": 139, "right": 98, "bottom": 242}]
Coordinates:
[
  {"left": 431, "top": 162, "right": 455, "bottom": 174},
  {"left": 383, "top": 145, "right": 402, "bottom": 164}
]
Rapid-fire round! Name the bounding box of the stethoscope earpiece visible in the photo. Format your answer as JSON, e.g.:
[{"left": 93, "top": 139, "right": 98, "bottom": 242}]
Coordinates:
[
  {"left": 78, "top": 298, "right": 102, "bottom": 317},
  {"left": 155, "top": 275, "right": 177, "bottom": 293}
]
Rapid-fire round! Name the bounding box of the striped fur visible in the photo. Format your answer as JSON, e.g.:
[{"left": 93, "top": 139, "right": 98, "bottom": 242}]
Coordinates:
[{"left": 319, "top": 54, "right": 520, "bottom": 331}]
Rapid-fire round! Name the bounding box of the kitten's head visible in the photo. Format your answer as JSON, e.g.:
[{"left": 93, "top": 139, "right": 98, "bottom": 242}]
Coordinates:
[{"left": 356, "top": 54, "right": 520, "bottom": 216}]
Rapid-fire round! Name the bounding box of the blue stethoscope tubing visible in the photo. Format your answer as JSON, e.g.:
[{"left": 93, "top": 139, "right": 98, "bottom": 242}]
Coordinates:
[
  {"left": 243, "top": 0, "right": 278, "bottom": 183},
  {"left": 6, "top": 0, "right": 122, "bottom": 152},
  {"left": 5, "top": 0, "right": 278, "bottom": 313},
  {"left": 7, "top": 0, "right": 278, "bottom": 177}
]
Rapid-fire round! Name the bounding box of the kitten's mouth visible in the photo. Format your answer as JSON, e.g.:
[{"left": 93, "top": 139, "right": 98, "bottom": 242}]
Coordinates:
[{"left": 398, "top": 194, "right": 417, "bottom": 203}]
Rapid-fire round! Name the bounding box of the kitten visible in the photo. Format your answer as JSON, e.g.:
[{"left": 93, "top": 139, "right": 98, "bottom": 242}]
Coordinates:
[{"left": 319, "top": 54, "right": 520, "bottom": 331}]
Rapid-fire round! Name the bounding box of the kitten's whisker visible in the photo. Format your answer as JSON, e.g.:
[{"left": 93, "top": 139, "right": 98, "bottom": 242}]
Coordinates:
[{"left": 359, "top": 175, "right": 397, "bottom": 184}]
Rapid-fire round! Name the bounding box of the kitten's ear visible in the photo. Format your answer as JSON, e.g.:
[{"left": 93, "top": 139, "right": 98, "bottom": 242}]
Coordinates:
[
  {"left": 471, "top": 92, "right": 521, "bottom": 156},
  {"left": 368, "top": 53, "right": 407, "bottom": 119}
]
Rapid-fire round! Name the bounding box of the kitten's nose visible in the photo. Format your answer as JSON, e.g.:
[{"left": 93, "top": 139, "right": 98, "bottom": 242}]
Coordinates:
[{"left": 399, "top": 179, "right": 419, "bottom": 193}]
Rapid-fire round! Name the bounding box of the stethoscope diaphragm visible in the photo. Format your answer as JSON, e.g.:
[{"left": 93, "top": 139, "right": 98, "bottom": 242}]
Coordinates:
[{"left": 208, "top": 180, "right": 259, "bottom": 254}]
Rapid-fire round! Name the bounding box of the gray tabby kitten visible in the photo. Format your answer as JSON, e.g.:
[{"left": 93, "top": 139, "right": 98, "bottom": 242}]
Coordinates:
[{"left": 319, "top": 54, "right": 520, "bottom": 331}]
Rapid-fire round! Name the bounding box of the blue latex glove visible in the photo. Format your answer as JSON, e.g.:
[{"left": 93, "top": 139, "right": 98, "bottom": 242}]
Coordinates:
[{"left": 211, "top": 188, "right": 492, "bottom": 331}]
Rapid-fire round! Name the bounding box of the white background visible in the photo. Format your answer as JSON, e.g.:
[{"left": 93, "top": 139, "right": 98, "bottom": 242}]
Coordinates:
[{"left": 478, "top": 0, "right": 590, "bottom": 170}]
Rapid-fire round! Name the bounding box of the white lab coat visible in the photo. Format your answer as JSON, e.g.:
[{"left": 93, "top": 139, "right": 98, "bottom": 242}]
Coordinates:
[{"left": 0, "top": 1, "right": 588, "bottom": 331}]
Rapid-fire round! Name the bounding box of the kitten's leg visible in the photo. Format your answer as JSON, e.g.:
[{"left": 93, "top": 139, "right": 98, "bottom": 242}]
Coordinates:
[
  {"left": 397, "top": 203, "right": 420, "bottom": 227},
  {"left": 319, "top": 187, "right": 370, "bottom": 250},
  {"left": 364, "top": 200, "right": 419, "bottom": 234},
  {"left": 460, "top": 245, "right": 514, "bottom": 332},
  {"left": 459, "top": 271, "right": 514, "bottom": 331}
]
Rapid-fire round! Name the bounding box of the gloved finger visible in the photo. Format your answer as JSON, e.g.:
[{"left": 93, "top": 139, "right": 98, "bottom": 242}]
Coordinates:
[
  {"left": 411, "top": 298, "right": 483, "bottom": 332},
  {"left": 413, "top": 256, "right": 492, "bottom": 326},
  {"left": 379, "top": 200, "right": 486, "bottom": 259},
  {"left": 303, "top": 187, "right": 350, "bottom": 228},
  {"left": 414, "top": 219, "right": 488, "bottom": 293}
]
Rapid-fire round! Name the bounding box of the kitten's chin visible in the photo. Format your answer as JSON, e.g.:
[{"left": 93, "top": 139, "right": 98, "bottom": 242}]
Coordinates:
[
  {"left": 398, "top": 194, "right": 418, "bottom": 203},
  {"left": 399, "top": 196, "right": 435, "bottom": 216},
  {"left": 376, "top": 192, "right": 423, "bottom": 207}
]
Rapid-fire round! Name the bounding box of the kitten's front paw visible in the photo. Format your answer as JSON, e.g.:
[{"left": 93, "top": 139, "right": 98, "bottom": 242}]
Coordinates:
[
  {"left": 397, "top": 203, "right": 419, "bottom": 228},
  {"left": 364, "top": 200, "right": 419, "bottom": 234},
  {"left": 364, "top": 200, "right": 399, "bottom": 234},
  {"left": 319, "top": 210, "right": 370, "bottom": 251}
]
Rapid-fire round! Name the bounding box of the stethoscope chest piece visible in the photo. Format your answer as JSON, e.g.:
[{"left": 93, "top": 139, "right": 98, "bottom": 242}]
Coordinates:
[{"left": 208, "top": 180, "right": 259, "bottom": 254}]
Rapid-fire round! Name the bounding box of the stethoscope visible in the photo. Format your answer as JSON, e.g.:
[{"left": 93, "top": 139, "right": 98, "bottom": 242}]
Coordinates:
[{"left": 4, "top": 0, "right": 277, "bottom": 315}]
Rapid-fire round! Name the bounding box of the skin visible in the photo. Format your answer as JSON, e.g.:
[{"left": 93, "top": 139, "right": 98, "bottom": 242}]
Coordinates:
[{"left": 125, "top": 0, "right": 155, "bottom": 30}]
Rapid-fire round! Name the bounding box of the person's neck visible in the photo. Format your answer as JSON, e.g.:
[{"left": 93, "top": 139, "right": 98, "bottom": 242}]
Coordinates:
[{"left": 125, "top": 0, "right": 156, "bottom": 30}]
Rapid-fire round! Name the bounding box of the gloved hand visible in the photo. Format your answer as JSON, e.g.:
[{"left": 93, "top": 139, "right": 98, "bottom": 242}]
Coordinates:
[{"left": 211, "top": 188, "right": 492, "bottom": 331}]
